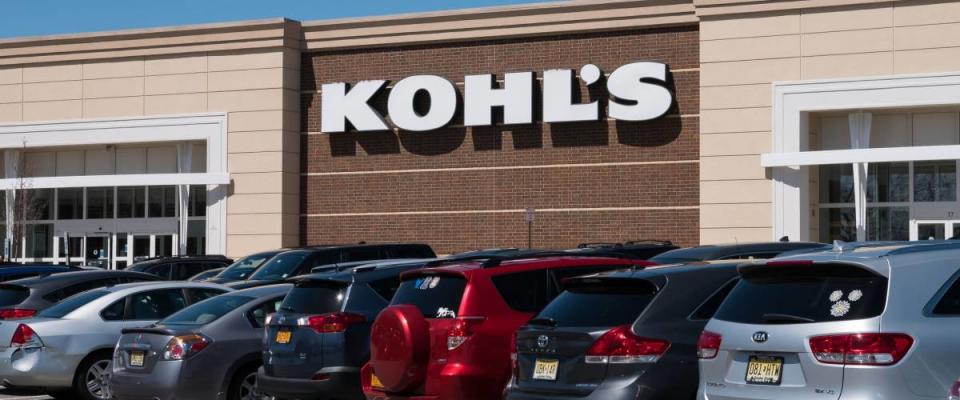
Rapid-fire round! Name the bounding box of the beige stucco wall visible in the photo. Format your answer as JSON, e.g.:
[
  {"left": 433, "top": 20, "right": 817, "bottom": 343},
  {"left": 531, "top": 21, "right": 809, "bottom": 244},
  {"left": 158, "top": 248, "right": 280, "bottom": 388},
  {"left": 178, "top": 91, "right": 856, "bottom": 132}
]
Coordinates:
[
  {"left": 699, "top": 0, "right": 960, "bottom": 244},
  {"left": 0, "top": 21, "right": 302, "bottom": 257}
]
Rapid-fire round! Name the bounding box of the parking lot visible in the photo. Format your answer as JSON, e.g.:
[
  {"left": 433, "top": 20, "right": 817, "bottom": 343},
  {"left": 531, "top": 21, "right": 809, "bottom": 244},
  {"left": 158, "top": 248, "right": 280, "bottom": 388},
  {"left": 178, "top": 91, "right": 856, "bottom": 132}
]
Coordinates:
[{"left": 0, "top": 389, "right": 50, "bottom": 400}]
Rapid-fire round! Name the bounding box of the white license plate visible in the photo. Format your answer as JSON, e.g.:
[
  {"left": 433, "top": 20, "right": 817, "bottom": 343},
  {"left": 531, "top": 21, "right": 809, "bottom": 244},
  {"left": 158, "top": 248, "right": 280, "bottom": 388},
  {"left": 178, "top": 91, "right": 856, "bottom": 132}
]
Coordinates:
[
  {"left": 129, "top": 351, "right": 145, "bottom": 367},
  {"left": 532, "top": 359, "right": 559, "bottom": 381},
  {"left": 745, "top": 356, "right": 783, "bottom": 385}
]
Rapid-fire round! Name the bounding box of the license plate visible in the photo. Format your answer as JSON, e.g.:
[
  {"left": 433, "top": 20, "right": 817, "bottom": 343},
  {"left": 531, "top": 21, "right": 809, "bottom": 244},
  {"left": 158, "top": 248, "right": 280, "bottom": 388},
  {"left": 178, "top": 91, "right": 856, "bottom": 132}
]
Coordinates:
[
  {"left": 275, "top": 330, "right": 292, "bottom": 344},
  {"left": 532, "top": 359, "right": 559, "bottom": 381},
  {"left": 745, "top": 356, "right": 783, "bottom": 385},
  {"left": 370, "top": 373, "right": 384, "bottom": 389},
  {"left": 129, "top": 351, "right": 145, "bottom": 367}
]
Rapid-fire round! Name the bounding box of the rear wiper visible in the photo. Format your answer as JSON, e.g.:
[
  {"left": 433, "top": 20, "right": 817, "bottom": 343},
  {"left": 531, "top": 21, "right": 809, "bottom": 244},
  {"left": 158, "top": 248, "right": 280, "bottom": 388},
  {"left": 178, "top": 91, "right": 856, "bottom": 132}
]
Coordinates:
[
  {"left": 761, "top": 313, "right": 815, "bottom": 323},
  {"left": 527, "top": 317, "right": 557, "bottom": 327}
]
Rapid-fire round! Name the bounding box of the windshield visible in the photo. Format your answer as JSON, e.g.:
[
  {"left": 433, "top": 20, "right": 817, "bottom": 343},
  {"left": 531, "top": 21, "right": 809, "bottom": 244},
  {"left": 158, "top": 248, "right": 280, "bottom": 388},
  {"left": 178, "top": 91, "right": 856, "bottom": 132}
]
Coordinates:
[
  {"left": 535, "top": 281, "right": 658, "bottom": 327},
  {"left": 161, "top": 295, "right": 255, "bottom": 325},
  {"left": 219, "top": 254, "right": 275, "bottom": 280},
  {"left": 37, "top": 290, "right": 110, "bottom": 319},
  {"left": 249, "top": 251, "right": 310, "bottom": 281}
]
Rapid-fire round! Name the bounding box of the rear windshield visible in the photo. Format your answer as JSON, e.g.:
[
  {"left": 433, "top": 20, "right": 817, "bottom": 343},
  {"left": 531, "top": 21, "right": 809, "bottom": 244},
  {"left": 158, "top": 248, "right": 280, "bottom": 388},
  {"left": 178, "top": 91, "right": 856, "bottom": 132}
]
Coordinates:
[
  {"left": 535, "top": 280, "right": 658, "bottom": 327},
  {"left": 250, "top": 251, "right": 310, "bottom": 281},
  {"left": 37, "top": 290, "right": 110, "bottom": 319},
  {"left": 280, "top": 283, "right": 346, "bottom": 315},
  {"left": 715, "top": 265, "right": 888, "bottom": 324},
  {"left": 0, "top": 286, "right": 29, "bottom": 307},
  {"left": 161, "top": 295, "right": 255, "bottom": 325},
  {"left": 391, "top": 275, "right": 466, "bottom": 319},
  {"left": 219, "top": 254, "right": 273, "bottom": 280}
]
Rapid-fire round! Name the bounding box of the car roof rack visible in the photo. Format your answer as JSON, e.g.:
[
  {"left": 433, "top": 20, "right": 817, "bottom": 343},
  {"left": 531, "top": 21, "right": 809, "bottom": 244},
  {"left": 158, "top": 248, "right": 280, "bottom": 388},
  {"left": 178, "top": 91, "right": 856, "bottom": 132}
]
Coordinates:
[
  {"left": 480, "top": 250, "right": 636, "bottom": 268},
  {"left": 623, "top": 239, "right": 674, "bottom": 246}
]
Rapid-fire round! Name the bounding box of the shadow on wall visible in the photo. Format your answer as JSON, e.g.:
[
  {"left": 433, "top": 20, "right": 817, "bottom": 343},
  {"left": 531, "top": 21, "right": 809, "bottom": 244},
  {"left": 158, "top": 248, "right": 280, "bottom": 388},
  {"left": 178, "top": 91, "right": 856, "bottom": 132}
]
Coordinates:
[{"left": 325, "top": 71, "right": 683, "bottom": 157}]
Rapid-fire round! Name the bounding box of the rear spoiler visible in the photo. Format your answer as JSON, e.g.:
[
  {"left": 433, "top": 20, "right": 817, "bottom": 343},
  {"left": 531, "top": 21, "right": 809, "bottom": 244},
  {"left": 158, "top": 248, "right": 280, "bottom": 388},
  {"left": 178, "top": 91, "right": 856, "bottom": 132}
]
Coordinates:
[
  {"left": 737, "top": 260, "right": 886, "bottom": 278},
  {"left": 121, "top": 327, "right": 180, "bottom": 336}
]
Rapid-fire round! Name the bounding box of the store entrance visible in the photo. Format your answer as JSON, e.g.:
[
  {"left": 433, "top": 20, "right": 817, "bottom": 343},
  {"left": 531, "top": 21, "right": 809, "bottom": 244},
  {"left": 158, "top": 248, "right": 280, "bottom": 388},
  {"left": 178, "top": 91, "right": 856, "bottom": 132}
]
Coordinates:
[
  {"left": 911, "top": 220, "right": 960, "bottom": 241},
  {"left": 55, "top": 232, "right": 177, "bottom": 269}
]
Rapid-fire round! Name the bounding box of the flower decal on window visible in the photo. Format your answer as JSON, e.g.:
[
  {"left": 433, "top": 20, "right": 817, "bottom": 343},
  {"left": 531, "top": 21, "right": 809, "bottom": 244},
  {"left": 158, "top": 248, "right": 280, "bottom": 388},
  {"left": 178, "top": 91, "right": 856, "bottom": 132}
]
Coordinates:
[
  {"left": 848, "top": 290, "right": 863, "bottom": 302},
  {"left": 830, "top": 300, "right": 851, "bottom": 317},
  {"left": 829, "top": 290, "right": 844, "bottom": 302}
]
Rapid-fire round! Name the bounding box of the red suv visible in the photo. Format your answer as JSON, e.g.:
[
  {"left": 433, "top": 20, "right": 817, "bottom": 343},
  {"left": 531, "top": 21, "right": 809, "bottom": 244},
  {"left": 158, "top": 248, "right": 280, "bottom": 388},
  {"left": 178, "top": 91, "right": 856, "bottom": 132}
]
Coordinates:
[{"left": 361, "top": 252, "right": 653, "bottom": 400}]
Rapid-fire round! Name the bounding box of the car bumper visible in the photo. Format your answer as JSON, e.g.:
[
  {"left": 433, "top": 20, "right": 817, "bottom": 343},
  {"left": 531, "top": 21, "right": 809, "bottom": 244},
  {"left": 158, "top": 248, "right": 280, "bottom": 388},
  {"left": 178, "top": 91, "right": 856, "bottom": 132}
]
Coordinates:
[
  {"left": 258, "top": 366, "right": 361, "bottom": 399},
  {"left": 0, "top": 347, "right": 77, "bottom": 389},
  {"left": 361, "top": 363, "right": 504, "bottom": 400},
  {"left": 112, "top": 359, "right": 223, "bottom": 400}
]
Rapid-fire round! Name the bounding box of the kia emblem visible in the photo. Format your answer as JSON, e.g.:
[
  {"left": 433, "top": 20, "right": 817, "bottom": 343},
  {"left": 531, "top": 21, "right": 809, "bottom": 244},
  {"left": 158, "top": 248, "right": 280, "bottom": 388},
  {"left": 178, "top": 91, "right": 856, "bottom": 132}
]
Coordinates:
[
  {"left": 537, "top": 335, "right": 549, "bottom": 349},
  {"left": 752, "top": 331, "right": 769, "bottom": 343}
]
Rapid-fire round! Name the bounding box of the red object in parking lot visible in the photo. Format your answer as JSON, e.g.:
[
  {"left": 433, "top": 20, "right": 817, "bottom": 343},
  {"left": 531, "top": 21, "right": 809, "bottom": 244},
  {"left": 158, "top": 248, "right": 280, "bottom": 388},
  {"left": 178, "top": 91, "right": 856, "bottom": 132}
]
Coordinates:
[
  {"left": 0, "top": 308, "right": 36, "bottom": 320},
  {"left": 950, "top": 378, "right": 960, "bottom": 400},
  {"left": 363, "top": 253, "right": 650, "bottom": 400}
]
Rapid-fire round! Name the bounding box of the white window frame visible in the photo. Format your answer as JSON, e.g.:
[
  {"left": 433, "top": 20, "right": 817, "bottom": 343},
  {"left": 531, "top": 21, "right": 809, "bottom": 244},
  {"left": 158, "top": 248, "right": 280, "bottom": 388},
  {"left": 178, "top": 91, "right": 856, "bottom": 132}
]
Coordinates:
[{"left": 766, "top": 73, "right": 960, "bottom": 242}]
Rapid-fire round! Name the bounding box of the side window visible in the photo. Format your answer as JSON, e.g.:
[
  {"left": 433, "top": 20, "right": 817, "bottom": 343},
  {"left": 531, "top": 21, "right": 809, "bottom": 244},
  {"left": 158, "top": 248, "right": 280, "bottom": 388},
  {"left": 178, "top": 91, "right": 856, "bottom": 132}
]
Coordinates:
[
  {"left": 718, "top": 252, "right": 779, "bottom": 261},
  {"left": 188, "top": 288, "right": 226, "bottom": 303},
  {"left": 247, "top": 296, "right": 283, "bottom": 328},
  {"left": 491, "top": 270, "right": 551, "bottom": 313},
  {"left": 342, "top": 248, "right": 381, "bottom": 262},
  {"left": 310, "top": 253, "right": 339, "bottom": 268},
  {"left": 387, "top": 246, "right": 433, "bottom": 258},
  {"left": 46, "top": 279, "right": 114, "bottom": 303},
  {"left": 933, "top": 275, "right": 960, "bottom": 315},
  {"left": 149, "top": 264, "right": 174, "bottom": 279},
  {"left": 174, "top": 262, "right": 209, "bottom": 280},
  {"left": 549, "top": 266, "right": 629, "bottom": 297},
  {"left": 368, "top": 276, "right": 402, "bottom": 302},
  {"left": 101, "top": 299, "right": 126, "bottom": 321},
  {"left": 128, "top": 289, "right": 188, "bottom": 320},
  {"left": 690, "top": 279, "right": 739, "bottom": 320}
]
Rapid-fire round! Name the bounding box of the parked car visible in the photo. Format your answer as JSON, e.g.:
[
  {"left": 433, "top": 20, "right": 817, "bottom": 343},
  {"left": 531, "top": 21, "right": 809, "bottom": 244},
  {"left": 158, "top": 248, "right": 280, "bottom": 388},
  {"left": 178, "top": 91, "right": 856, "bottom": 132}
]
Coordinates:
[
  {"left": 506, "top": 262, "right": 740, "bottom": 400},
  {"left": 0, "top": 265, "right": 80, "bottom": 283},
  {"left": 362, "top": 253, "right": 652, "bottom": 400},
  {"left": 953, "top": 378, "right": 960, "bottom": 400},
  {"left": 569, "top": 240, "right": 678, "bottom": 260},
  {"left": 127, "top": 255, "right": 234, "bottom": 281},
  {"left": 259, "top": 258, "right": 435, "bottom": 400},
  {"left": 205, "top": 249, "right": 288, "bottom": 284},
  {"left": 698, "top": 241, "right": 960, "bottom": 400},
  {"left": 111, "top": 284, "right": 290, "bottom": 400},
  {"left": 0, "top": 281, "right": 232, "bottom": 400},
  {"left": 188, "top": 267, "right": 225, "bottom": 282},
  {"left": 0, "top": 270, "right": 161, "bottom": 320},
  {"left": 649, "top": 241, "right": 829, "bottom": 264},
  {"left": 228, "top": 244, "right": 436, "bottom": 289}
]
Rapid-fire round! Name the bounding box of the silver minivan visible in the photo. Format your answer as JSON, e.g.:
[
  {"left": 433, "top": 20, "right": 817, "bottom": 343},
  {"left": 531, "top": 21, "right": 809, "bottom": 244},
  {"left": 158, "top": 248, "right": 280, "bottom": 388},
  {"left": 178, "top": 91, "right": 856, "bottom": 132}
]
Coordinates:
[{"left": 698, "top": 242, "right": 960, "bottom": 400}]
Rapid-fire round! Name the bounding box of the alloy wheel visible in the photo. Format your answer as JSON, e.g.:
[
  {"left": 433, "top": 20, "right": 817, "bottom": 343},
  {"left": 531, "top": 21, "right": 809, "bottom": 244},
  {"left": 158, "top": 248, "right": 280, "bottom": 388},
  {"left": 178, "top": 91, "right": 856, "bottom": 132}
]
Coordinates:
[
  {"left": 85, "top": 359, "right": 113, "bottom": 400},
  {"left": 239, "top": 371, "right": 264, "bottom": 400}
]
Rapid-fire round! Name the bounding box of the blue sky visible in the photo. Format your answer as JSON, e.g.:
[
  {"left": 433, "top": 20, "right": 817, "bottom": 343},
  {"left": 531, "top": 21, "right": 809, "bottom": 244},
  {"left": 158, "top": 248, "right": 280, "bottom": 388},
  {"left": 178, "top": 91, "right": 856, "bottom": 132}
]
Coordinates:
[{"left": 0, "top": 0, "right": 554, "bottom": 39}]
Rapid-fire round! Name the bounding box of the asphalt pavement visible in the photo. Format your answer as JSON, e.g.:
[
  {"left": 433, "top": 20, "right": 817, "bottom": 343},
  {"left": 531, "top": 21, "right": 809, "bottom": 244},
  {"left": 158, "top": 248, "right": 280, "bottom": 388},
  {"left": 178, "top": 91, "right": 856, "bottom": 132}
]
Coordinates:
[{"left": 0, "top": 387, "right": 52, "bottom": 399}]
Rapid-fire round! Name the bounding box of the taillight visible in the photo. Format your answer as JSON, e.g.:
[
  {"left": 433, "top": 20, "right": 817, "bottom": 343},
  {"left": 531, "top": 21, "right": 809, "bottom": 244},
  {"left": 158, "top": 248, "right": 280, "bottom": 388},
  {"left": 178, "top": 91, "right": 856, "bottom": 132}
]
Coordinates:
[
  {"left": 950, "top": 379, "right": 960, "bottom": 400},
  {"left": 447, "top": 317, "right": 485, "bottom": 351},
  {"left": 809, "top": 333, "right": 913, "bottom": 366},
  {"left": 162, "top": 334, "right": 211, "bottom": 360},
  {"left": 297, "top": 312, "right": 365, "bottom": 334},
  {"left": 0, "top": 309, "right": 36, "bottom": 320},
  {"left": 585, "top": 325, "right": 669, "bottom": 364},
  {"left": 264, "top": 313, "right": 276, "bottom": 326},
  {"left": 510, "top": 333, "right": 518, "bottom": 376},
  {"left": 10, "top": 324, "right": 42, "bottom": 349},
  {"left": 697, "top": 330, "right": 722, "bottom": 360}
]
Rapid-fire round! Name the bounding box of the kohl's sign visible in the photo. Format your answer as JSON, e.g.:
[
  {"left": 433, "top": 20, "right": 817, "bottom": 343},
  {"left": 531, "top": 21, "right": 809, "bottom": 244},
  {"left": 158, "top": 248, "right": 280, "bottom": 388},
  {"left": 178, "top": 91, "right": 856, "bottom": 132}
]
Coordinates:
[{"left": 320, "top": 62, "right": 674, "bottom": 133}]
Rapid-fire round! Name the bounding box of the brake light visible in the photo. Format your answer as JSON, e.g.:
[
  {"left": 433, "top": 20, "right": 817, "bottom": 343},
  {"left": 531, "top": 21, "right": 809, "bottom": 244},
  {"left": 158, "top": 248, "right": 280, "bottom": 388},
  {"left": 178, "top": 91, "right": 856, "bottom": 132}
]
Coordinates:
[
  {"left": 950, "top": 379, "right": 960, "bottom": 400},
  {"left": 809, "top": 333, "right": 913, "bottom": 366},
  {"left": 297, "top": 312, "right": 366, "bottom": 334},
  {"left": 10, "top": 324, "right": 42, "bottom": 349},
  {"left": 162, "top": 334, "right": 211, "bottom": 360},
  {"left": 0, "top": 309, "right": 36, "bottom": 320},
  {"left": 510, "top": 333, "right": 518, "bottom": 378},
  {"left": 447, "top": 317, "right": 484, "bottom": 351},
  {"left": 697, "top": 330, "right": 722, "bottom": 359},
  {"left": 585, "top": 325, "right": 669, "bottom": 364},
  {"left": 264, "top": 313, "right": 276, "bottom": 326}
]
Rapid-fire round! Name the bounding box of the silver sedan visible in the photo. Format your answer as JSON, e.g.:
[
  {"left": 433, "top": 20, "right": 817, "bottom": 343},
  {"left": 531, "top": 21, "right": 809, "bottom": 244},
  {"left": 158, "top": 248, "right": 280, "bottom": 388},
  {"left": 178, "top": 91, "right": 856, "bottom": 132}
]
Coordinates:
[{"left": 0, "top": 281, "right": 232, "bottom": 400}]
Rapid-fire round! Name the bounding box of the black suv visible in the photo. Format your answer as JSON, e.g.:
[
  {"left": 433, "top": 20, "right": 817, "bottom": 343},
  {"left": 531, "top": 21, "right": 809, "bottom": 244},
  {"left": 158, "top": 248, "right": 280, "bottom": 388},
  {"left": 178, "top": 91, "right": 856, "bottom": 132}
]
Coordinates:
[
  {"left": 228, "top": 244, "right": 436, "bottom": 289},
  {"left": 507, "top": 262, "right": 741, "bottom": 400},
  {"left": 648, "top": 241, "right": 829, "bottom": 264},
  {"left": 205, "top": 249, "right": 288, "bottom": 284},
  {"left": 0, "top": 270, "right": 160, "bottom": 319},
  {"left": 259, "top": 258, "right": 435, "bottom": 400},
  {"left": 569, "top": 240, "right": 679, "bottom": 260},
  {"left": 127, "top": 255, "right": 234, "bottom": 280}
]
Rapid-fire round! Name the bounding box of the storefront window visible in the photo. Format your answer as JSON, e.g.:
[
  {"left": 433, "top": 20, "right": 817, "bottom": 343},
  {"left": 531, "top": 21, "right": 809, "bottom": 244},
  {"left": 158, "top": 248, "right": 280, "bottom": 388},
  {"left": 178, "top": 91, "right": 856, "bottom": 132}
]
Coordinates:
[
  {"left": 188, "top": 185, "right": 206, "bottom": 217},
  {"left": 26, "top": 189, "right": 53, "bottom": 220},
  {"left": 187, "top": 220, "right": 206, "bottom": 255},
  {"left": 148, "top": 186, "right": 177, "bottom": 218},
  {"left": 57, "top": 188, "right": 83, "bottom": 220},
  {"left": 868, "top": 163, "right": 909, "bottom": 203},
  {"left": 819, "top": 207, "right": 855, "bottom": 243},
  {"left": 86, "top": 187, "right": 115, "bottom": 219},
  {"left": 25, "top": 223, "right": 52, "bottom": 258},
  {"left": 117, "top": 187, "right": 146, "bottom": 218},
  {"left": 819, "top": 164, "right": 854, "bottom": 204},
  {"left": 867, "top": 207, "right": 909, "bottom": 241},
  {"left": 914, "top": 161, "right": 957, "bottom": 202}
]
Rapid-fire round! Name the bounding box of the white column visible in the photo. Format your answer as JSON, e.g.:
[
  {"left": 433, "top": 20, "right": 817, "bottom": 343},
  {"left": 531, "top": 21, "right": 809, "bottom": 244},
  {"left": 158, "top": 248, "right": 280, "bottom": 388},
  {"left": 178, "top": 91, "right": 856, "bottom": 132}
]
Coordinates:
[
  {"left": 176, "top": 143, "right": 192, "bottom": 255},
  {"left": 848, "top": 111, "right": 873, "bottom": 242},
  {"left": 3, "top": 150, "right": 17, "bottom": 261}
]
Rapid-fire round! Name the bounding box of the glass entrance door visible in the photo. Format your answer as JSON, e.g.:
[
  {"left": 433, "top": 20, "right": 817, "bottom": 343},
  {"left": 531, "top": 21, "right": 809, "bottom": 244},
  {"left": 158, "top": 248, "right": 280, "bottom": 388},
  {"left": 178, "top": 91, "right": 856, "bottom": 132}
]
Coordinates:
[
  {"left": 85, "top": 235, "right": 111, "bottom": 269},
  {"left": 911, "top": 220, "right": 960, "bottom": 241}
]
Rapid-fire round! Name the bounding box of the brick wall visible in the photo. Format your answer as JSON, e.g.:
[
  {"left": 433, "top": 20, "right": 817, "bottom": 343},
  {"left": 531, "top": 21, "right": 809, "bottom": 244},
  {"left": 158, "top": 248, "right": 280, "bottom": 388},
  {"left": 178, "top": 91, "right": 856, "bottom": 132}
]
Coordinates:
[{"left": 301, "top": 25, "right": 700, "bottom": 254}]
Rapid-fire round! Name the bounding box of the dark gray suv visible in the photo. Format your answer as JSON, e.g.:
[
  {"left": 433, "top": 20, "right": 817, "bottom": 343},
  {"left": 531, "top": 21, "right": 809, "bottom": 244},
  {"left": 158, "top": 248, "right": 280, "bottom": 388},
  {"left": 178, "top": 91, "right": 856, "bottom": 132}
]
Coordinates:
[{"left": 258, "top": 259, "right": 435, "bottom": 400}]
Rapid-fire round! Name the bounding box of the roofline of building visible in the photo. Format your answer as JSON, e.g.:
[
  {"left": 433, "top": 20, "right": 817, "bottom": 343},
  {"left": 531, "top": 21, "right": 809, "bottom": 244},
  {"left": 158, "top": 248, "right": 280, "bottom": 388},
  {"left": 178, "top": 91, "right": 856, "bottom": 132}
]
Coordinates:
[{"left": 693, "top": 0, "right": 899, "bottom": 17}]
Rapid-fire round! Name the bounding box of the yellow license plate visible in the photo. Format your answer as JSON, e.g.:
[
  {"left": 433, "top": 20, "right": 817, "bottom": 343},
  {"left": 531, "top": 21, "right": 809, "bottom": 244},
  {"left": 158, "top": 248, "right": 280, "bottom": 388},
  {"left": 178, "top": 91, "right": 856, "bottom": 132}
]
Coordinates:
[
  {"left": 370, "top": 373, "right": 384, "bottom": 389},
  {"left": 129, "top": 351, "right": 145, "bottom": 367},
  {"left": 275, "top": 330, "right": 292, "bottom": 344},
  {"left": 745, "top": 356, "right": 783, "bottom": 385},
  {"left": 533, "top": 359, "right": 559, "bottom": 381}
]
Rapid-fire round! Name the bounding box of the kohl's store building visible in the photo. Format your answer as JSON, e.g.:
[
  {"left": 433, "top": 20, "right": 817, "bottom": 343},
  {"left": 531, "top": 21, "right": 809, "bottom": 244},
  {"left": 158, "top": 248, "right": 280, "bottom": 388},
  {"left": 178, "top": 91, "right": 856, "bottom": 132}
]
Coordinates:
[{"left": 0, "top": 0, "right": 958, "bottom": 266}]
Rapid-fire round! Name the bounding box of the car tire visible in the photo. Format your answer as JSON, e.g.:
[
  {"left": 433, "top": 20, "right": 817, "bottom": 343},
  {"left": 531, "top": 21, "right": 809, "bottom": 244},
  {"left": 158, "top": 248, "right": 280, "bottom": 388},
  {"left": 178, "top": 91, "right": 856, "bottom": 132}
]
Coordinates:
[
  {"left": 229, "top": 364, "right": 265, "bottom": 400},
  {"left": 73, "top": 352, "right": 113, "bottom": 400}
]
